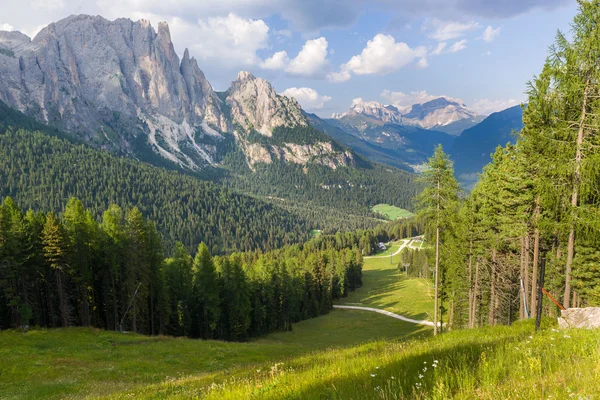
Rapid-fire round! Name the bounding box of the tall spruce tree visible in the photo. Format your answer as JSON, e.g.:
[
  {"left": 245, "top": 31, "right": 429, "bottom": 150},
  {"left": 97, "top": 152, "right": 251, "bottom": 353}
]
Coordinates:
[{"left": 415, "top": 145, "right": 460, "bottom": 334}]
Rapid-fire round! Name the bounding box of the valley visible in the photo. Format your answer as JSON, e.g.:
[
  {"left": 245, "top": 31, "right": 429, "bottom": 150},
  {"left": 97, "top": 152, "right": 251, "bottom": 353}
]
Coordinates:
[{"left": 1, "top": 2, "right": 600, "bottom": 399}]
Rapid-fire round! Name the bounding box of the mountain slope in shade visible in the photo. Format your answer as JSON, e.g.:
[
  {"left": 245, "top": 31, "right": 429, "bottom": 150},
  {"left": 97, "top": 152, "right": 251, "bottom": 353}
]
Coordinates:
[
  {"left": 322, "top": 116, "right": 455, "bottom": 170},
  {"left": 305, "top": 112, "right": 412, "bottom": 171},
  {"left": 450, "top": 105, "right": 524, "bottom": 184}
]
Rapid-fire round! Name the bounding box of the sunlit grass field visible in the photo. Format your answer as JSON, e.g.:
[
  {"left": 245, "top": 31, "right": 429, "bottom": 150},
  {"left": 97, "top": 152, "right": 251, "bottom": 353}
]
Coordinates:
[
  {"left": 1, "top": 245, "right": 598, "bottom": 399},
  {"left": 371, "top": 204, "right": 415, "bottom": 221}
]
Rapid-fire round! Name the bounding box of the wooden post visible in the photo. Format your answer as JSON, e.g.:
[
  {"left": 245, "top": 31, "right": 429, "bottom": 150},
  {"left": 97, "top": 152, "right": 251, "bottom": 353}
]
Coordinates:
[{"left": 536, "top": 258, "right": 546, "bottom": 332}]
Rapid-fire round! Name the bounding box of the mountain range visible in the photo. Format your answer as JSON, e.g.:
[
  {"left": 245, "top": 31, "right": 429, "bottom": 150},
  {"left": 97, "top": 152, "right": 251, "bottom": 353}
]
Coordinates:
[{"left": 0, "top": 14, "right": 524, "bottom": 197}]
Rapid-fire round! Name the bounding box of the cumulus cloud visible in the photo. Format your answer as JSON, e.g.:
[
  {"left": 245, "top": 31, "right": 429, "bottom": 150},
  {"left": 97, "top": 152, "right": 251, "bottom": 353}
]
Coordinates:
[
  {"left": 416, "top": 58, "right": 429, "bottom": 69},
  {"left": 261, "top": 37, "right": 331, "bottom": 78},
  {"left": 281, "top": 87, "right": 332, "bottom": 110},
  {"left": 261, "top": 51, "right": 290, "bottom": 70},
  {"left": 430, "top": 42, "right": 447, "bottom": 55},
  {"left": 329, "top": 34, "right": 427, "bottom": 82},
  {"left": 482, "top": 25, "right": 501, "bottom": 42},
  {"left": 191, "top": 13, "right": 270, "bottom": 66},
  {"left": 0, "top": 23, "right": 15, "bottom": 31},
  {"left": 424, "top": 18, "right": 479, "bottom": 41},
  {"left": 285, "top": 37, "right": 330, "bottom": 78},
  {"left": 449, "top": 39, "right": 468, "bottom": 52},
  {"left": 471, "top": 98, "right": 521, "bottom": 114}
]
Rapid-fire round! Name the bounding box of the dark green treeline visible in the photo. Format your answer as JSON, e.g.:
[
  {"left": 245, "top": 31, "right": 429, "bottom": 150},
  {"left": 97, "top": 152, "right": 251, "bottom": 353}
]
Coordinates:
[{"left": 0, "top": 197, "right": 366, "bottom": 339}]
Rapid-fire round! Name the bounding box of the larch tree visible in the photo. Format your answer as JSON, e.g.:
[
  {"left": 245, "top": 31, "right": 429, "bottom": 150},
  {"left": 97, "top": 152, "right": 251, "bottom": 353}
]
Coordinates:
[{"left": 415, "top": 144, "right": 460, "bottom": 334}]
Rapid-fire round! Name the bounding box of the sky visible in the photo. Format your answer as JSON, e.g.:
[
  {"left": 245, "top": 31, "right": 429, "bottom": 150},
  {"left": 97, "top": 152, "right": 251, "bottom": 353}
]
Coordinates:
[{"left": 0, "top": 0, "right": 579, "bottom": 117}]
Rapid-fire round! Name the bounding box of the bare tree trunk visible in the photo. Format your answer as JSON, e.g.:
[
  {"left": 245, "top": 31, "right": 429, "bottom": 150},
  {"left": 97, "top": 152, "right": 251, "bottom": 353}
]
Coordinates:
[
  {"left": 531, "top": 217, "right": 540, "bottom": 314},
  {"left": 488, "top": 249, "right": 497, "bottom": 326},
  {"left": 434, "top": 176, "right": 440, "bottom": 335},
  {"left": 524, "top": 235, "right": 531, "bottom": 314},
  {"left": 472, "top": 260, "right": 480, "bottom": 327},
  {"left": 468, "top": 239, "right": 474, "bottom": 328},
  {"left": 519, "top": 237, "right": 526, "bottom": 320},
  {"left": 564, "top": 80, "right": 590, "bottom": 309}
]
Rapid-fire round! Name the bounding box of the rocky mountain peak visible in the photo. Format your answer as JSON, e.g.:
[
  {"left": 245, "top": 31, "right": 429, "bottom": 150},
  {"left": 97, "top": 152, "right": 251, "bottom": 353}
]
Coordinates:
[{"left": 225, "top": 71, "right": 306, "bottom": 137}]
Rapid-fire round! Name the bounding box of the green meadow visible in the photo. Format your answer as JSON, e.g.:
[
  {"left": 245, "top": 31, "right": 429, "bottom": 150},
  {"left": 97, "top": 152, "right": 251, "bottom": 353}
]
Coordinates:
[{"left": 372, "top": 204, "right": 415, "bottom": 221}]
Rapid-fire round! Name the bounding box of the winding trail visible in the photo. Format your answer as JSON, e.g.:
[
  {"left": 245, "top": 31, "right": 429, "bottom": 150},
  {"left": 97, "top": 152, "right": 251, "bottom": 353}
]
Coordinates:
[
  {"left": 333, "top": 305, "right": 437, "bottom": 327},
  {"left": 364, "top": 239, "right": 412, "bottom": 259}
]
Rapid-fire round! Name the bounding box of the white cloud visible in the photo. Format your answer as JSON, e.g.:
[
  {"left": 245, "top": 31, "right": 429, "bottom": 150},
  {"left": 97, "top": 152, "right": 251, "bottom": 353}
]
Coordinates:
[
  {"left": 191, "top": 13, "right": 270, "bottom": 66},
  {"left": 424, "top": 18, "right": 479, "bottom": 41},
  {"left": 281, "top": 87, "right": 332, "bottom": 110},
  {"left": 431, "top": 42, "right": 447, "bottom": 55},
  {"left": 381, "top": 90, "right": 462, "bottom": 112},
  {"left": 262, "top": 37, "right": 331, "bottom": 78},
  {"left": 329, "top": 34, "right": 426, "bottom": 82},
  {"left": 285, "top": 37, "right": 330, "bottom": 77},
  {"left": 482, "top": 25, "right": 501, "bottom": 42},
  {"left": 0, "top": 23, "right": 15, "bottom": 31},
  {"left": 482, "top": 50, "right": 492, "bottom": 56},
  {"left": 471, "top": 98, "right": 521, "bottom": 115},
  {"left": 449, "top": 39, "right": 468, "bottom": 52},
  {"left": 327, "top": 70, "right": 351, "bottom": 83},
  {"left": 261, "top": 51, "right": 289, "bottom": 70},
  {"left": 416, "top": 58, "right": 429, "bottom": 68}
]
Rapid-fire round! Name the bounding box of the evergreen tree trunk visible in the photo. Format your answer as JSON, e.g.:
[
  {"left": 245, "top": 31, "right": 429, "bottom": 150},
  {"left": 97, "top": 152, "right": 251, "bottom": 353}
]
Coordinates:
[
  {"left": 531, "top": 224, "right": 540, "bottom": 314},
  {"left": 467, "top": 239, "right": 474, "bottom": 328},
  {"left": 524, "top": 235, "right": 531, "bottom": 315},
  {"left": 55, "top": 269, "right": 69, "bottom": 327},
  {"left": 564, "top": 80, "right": 590, "bottom": 309},
  {"left": 519, "top": 237, "right": 526, "bottom": 320},
  {"left": 488, "top": 249, "right": 497, "bottom": 326},
  {"left": 434, "top": 177, "right": 440, "bottom": 335},
  {"left": 473, "top": 260, "right": 480, "bottom": 327}
]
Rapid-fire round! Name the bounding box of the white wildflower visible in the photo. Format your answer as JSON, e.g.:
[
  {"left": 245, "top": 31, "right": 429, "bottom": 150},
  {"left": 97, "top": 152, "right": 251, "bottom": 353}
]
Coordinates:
[
  {"left": 371, "top": 374, "right": 376, "bottom": 378},
  {"left": 419, "top": 374, "right": 424, "bottom": 379}
]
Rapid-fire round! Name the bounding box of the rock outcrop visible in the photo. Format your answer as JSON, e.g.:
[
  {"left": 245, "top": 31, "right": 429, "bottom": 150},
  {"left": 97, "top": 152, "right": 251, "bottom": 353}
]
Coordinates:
[
  {"left": 558, "top": 307, "right": 600, "bottom": 329},
  {"left": 0, "top": 16, "right": 354, "bottom": 172},
  {"left": 0, "top": 15, "right": 227, "bottom": 170},
  {"left": 225, "top": 71, "right": 306, "bottom": 136}
]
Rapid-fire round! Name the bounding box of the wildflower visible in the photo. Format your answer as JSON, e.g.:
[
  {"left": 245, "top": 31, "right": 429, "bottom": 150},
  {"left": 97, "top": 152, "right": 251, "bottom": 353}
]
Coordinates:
[
  {"left": 419, "top": 374, "right": 424, "bottom": 379},
  {"left": 550, "top": 337, "right": 555, "bottom": 341},
  {"left": 433, "top": 364, "right": 437, "bottom": 368},
  {"left": 423, "top": 361, "right": 427, "bottom": 364},
  {"left": 433, "top": 359, "right": 438, "bottom": 363},
  {"left": 391, "top": 376, "right": 395, "bottom": 380},
  {"left": 371, "top": 374, "right": 376, "bottom": 378},
  {"left": 423, "top": 367, "right": 427, "bottom": 372},
  {"left": 529, "top": 335, "right": 533, "bottom": 339},
  {"left": 564, "top": 335, "right": 571, "bottom": 339},
  {"left": 376, "top": 366, "right": 379, "bottom": 369}
]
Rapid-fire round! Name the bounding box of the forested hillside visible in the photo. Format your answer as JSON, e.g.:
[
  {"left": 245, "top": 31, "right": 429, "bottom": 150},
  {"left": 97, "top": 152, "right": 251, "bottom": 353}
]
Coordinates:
[
  {"left": 0, "top": 196, "right": 365, "bottom": 335},
  {"left": 0, "top": 129, "right": 311, "bottom": 254},
  {"left": 419, "top": 1, "right": 600, "bottom": 331}
]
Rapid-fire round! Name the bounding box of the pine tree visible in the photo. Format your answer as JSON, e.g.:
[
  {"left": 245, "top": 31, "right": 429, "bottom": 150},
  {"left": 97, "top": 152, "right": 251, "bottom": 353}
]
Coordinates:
[
  {"left": 192, "top": 243, "right": 221, "bottom": 339},
  {"left": 42, "top": 212, "right": 71, "bottom": 327},
  {"left": 415, "top": 145, "right": 460, "bottom": 334}
]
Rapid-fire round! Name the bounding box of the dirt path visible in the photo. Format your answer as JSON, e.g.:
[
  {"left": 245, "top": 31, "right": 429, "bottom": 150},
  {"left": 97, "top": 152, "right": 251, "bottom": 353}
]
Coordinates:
[
  {"left": 332, "top": 305, "right": 437, "bottom": 327},
  {"left": 364, "top": 239, "right": 412, "bottom": 259}
]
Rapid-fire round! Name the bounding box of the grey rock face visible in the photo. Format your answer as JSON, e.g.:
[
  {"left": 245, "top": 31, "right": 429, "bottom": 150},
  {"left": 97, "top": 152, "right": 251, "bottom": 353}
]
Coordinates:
[
  {"left": 0, "top": 16, "right": 349, "bottom": 171},
  {"left": 0, "top": 15, "right": 227, "bottom": 169},
  {"left": 226, "top": 71, "right": 306, "bottom": 137},
  {"left": 558, "top": 307, "right": 600, "bottom": 329}
]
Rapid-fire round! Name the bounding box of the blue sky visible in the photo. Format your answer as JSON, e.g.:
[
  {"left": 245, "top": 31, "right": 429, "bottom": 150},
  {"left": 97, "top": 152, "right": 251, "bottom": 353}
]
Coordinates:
[{"left": 0, "top": 0, "right": 578, "bottom": 116}]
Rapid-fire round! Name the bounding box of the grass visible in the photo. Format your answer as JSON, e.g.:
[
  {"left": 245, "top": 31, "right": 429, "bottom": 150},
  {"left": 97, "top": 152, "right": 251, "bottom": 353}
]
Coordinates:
[
  {"left": 372, "top": 204, "right": 414, "bottom": 221},
  {"left": 340, "top": 241, "right": 434, "bottom": 320},
  {"left": 309, "top": 229, "right": 322, "bottom": 238},
  {"left": 2, "top": 244, "right": 598, "bottom": 399}
]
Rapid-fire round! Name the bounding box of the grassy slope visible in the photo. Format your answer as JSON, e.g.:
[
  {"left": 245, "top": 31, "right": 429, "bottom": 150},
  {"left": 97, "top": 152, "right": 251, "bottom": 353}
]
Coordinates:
[
  {"left": 0, "top": 245, "right": 431, "bottom": 399},
  {"left": 372, "top": 204, "right": 414, "bottom": 221},
  {"left": 2, "top": 246, "right": 598, "bottom": 399}
]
